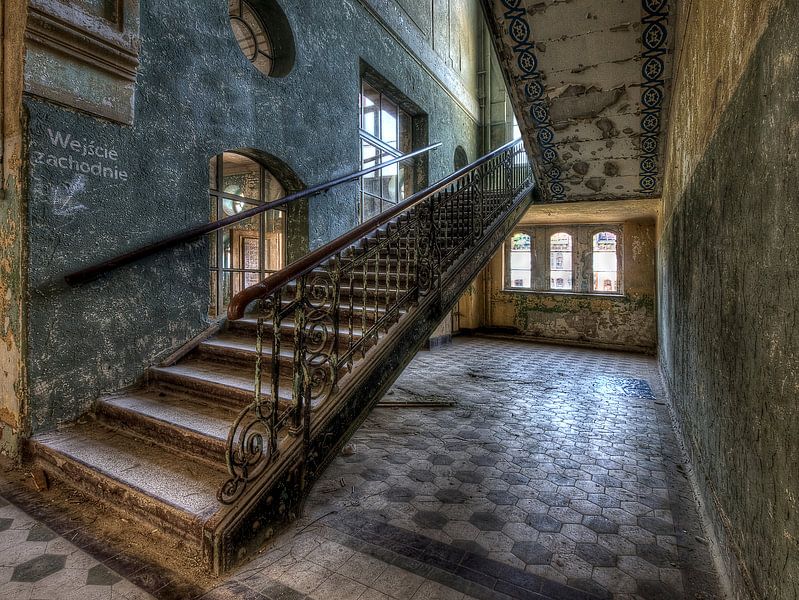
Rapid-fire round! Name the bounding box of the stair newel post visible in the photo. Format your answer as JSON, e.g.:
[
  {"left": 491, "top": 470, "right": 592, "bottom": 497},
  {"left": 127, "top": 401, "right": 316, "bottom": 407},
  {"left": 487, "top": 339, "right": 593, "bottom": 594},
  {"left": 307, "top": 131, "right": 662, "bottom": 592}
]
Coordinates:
[{"left": 290, "top": 276, "right": 307, "bottom": 436}]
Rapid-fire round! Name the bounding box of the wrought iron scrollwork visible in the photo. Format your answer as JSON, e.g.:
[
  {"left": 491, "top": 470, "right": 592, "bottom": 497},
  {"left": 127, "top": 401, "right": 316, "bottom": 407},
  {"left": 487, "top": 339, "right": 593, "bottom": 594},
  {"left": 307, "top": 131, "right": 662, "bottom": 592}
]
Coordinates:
[
  {"left": 219, "top": 140, "right": 534, "bottom": 503},
  {"left": 219, "top": 315, "right": 278, "bottom": 504}
]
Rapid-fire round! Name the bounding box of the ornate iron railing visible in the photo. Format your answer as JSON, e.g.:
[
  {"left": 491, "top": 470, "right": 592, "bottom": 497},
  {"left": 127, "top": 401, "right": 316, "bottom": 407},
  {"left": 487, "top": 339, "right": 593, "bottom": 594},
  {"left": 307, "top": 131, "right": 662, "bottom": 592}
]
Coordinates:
[{"left": 218, "top": 139, "right": 534, "bottom": 503}]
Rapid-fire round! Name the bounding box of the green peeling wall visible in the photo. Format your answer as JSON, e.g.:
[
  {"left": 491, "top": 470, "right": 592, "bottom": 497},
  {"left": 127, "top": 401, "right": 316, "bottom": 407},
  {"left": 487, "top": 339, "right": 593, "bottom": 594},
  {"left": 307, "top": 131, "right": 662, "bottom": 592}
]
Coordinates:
[
  {"left": 488, "top": 219, "right": 657, "bottom": 353},
  {"left": 658, "top": 0, "right": 799, "bottom": 598},
  {"left": 20, "top": 0, "right": 485, "bottom": 434}
]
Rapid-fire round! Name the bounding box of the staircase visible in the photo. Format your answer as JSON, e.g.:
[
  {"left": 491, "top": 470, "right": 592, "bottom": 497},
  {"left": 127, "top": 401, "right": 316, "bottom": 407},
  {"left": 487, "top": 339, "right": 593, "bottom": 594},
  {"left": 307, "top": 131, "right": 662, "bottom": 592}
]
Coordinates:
[{"left": 26, "top": 140, "right": 535, "bottom": 574}]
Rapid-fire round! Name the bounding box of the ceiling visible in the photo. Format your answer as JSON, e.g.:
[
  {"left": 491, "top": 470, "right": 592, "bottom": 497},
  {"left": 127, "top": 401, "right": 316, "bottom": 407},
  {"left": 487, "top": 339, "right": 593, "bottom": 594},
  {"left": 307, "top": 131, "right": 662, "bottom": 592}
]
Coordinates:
[
  {"left": 483, "top": 0, "right": 675, "bottom": 203},
  {"left": 520, "top": 197, "right": 659, "bottom": 224}
]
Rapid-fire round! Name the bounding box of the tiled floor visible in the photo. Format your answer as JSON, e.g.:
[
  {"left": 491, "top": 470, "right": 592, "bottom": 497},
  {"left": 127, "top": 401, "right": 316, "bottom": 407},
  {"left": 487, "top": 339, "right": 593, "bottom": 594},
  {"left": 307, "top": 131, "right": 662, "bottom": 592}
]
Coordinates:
[
  {"left": 0, "top": 336, "right": 724, "bottom": 599},
  {"left": 0, "top": 494, "right": 154, "bottom": 599}
]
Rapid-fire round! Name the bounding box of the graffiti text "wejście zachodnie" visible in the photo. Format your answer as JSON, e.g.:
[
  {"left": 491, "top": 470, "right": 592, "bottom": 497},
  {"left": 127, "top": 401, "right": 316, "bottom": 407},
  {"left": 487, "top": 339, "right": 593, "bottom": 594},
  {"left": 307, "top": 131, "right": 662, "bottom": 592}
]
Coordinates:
[{"left": 33, "top": 129, "right": 129, "bottom": 181}]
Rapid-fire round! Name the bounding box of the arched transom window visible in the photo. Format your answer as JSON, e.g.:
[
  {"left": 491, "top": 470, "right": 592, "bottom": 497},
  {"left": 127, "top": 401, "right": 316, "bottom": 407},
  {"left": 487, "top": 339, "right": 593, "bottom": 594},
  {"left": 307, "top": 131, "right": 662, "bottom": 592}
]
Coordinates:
[
  {"left": 592, "top": 231, "right": 618, "bottom": 292},
  {"left": 549, "top": 232, "right": 572, "bottom": 290},
  {"left": 509, "top": 231, "right": 532, "bottom": 289},
  {"left": 229, "top": 0, "right": 274, "bottom": 75}
]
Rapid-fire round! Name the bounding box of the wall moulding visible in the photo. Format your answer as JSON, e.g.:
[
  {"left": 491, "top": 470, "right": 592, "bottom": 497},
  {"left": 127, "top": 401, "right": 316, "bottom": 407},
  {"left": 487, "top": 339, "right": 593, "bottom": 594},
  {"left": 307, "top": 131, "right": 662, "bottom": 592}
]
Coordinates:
[{"left": 24, "top": 0, "right": 140, "bottom": 124}]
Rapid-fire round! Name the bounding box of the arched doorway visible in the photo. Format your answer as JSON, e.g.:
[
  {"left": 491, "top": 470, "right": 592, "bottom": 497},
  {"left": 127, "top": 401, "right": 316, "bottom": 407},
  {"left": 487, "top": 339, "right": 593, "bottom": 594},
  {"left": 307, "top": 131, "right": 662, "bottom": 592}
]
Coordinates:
[{"left": 208, "top": 151, "right": 287, "bottom": 317}]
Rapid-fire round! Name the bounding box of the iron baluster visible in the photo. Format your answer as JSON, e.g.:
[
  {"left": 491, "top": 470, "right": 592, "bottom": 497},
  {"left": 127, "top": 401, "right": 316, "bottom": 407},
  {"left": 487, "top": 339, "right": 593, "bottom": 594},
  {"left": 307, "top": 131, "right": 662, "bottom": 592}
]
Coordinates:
[
  {"left": 290, "top": 278, "right": 306, "bottom": 435},
  {"left": 269, "top": 293, "right": 280, "bottom": 457},
  {"left": 218, "top": 139, "right": 534, "bottom": 502}
]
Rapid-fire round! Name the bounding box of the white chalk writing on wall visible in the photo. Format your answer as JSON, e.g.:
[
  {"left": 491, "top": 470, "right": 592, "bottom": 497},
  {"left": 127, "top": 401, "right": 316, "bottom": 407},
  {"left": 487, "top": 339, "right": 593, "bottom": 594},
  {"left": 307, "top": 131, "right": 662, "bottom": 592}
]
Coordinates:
[{"left": 32, "top": 129, "right": 129, "bottom": 181}]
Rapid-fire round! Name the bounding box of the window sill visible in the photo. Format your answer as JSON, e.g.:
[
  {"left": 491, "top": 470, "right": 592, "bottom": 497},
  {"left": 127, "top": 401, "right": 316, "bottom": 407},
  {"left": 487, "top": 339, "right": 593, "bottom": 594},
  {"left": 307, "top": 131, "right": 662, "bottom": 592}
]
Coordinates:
[{"left": 501, "top": 289, "right": 625, "bottom": 299}]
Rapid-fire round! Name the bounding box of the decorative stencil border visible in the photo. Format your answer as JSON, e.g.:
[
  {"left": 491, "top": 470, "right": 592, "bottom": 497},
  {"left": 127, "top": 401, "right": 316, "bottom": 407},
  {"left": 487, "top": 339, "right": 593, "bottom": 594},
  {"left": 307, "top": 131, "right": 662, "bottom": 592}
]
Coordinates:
[
  {"left": 639, "top": 0, "right": 669, "bottom": 192},
  {"left": 499, "top": 0, "right": 565, "bottom": 201}
]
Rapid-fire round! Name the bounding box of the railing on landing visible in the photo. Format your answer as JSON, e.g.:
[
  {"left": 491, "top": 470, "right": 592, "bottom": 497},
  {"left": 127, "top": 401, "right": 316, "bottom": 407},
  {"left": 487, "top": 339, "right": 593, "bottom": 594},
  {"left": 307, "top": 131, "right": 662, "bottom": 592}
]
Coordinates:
[{"left": 219, "top": 139, "right": 534, "bottom": 504}]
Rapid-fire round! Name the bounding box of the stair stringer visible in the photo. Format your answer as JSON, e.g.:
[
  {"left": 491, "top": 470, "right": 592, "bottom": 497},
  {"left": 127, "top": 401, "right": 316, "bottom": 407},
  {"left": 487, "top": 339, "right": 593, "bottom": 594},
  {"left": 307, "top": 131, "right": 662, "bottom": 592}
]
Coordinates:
[{"left": 203, "top": 184, "right": 537, "bottom": 574}]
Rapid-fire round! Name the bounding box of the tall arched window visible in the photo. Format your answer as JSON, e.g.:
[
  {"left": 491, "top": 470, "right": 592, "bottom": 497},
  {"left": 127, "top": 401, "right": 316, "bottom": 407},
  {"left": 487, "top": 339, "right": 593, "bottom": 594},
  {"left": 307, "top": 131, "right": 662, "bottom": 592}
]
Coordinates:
[
  {"left": 592, "top": 231, "right": 618, "bottom": 292},
  {"left": 209, "top": 152, "right": 286, "bottom": 316},
  {"left": 549, "top": 232, "right": 572, "bottom": 290},
  {"left": 509, "top": 231, "right": 532, "bottom": 288}
]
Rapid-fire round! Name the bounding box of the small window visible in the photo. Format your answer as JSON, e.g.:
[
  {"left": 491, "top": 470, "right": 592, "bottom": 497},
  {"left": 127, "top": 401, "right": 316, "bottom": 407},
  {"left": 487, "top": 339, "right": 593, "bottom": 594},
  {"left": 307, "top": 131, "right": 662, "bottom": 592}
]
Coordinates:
[
  {"left": 593, "top": 232, "right": 618, "bottom": 293},
  {"left": 508, "top": 232, "right": 532, "bottom": 289},
  {"left": 549, "top": 232, "right": 572, "bottom": 290},
  {"left": 228, "top": 0, "right": 295, "bottom": 77},
  {"left": 229, "top": 0, "right": 274, "bottom": 75}
]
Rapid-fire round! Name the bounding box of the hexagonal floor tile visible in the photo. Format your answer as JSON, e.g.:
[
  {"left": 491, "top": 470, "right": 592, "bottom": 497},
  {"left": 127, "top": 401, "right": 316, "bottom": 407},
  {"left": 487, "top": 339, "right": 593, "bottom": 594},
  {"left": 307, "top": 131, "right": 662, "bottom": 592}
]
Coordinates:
[
  {"left": 11, "top": 554, "right": 67, "bottom": 582},
  {"left": 429, "top": 454, "right": 454, "bottom": 466},
  {"left": 468, "top": 511, "right": 505, "bottom": 531},
  {"left": 435, "top": 488, "right": 468, "bottom": 504},
  {"left": 86, "top": 563, "right": 123, "bottom": 586},
  {"left": 511, "top": 541, "right": 553, "bottom": 565},
  {"left": 486, "top": 491, "right": 516, "bottom": 505},
  {"left": 383, "top": 487, "right": 415, "bottom": 502},
  {"left": 525, "top": 513, "right": 562, "bottom": 532},
  {"left": 575, "top": 543, "right": 617, "bottom": 567},
  {"left": 412, "top": 511, "right": 448, "bottom": 530},
  {"left": 584, "top": 515, "right": 620, "bottom": 534},
  {"left": 453, "top": 470, "right": 484, "bottom": 484}
]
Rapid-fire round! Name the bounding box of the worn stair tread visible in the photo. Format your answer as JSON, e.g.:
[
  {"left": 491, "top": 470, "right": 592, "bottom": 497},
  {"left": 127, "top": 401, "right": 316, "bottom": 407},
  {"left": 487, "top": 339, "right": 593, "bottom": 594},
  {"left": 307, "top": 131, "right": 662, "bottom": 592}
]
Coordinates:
[
  {"left": 99, "top": 390, "right": 235, "bottom": 442},
  {"left": 235, "top": 316, "right": 386, "bottom": 338},
  {"left": 200, "top": 333, "right": 297, "bottom": 360},
  {"left": 150, "top": 358, "right": 293, "bottom": 399},
  {"left": 33, "top": 422, "right": 223, "bottom": 517}
]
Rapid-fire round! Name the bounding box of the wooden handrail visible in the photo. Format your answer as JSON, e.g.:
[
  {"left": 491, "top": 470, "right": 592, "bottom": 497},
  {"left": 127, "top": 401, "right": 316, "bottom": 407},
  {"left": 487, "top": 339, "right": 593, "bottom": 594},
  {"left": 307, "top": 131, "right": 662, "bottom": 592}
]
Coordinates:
[
  {"left": 63, "top": 143, "right": 442, "bottom": 285},
  {"left": 227, "top": 138, "right": 522, "bottom": 320}
]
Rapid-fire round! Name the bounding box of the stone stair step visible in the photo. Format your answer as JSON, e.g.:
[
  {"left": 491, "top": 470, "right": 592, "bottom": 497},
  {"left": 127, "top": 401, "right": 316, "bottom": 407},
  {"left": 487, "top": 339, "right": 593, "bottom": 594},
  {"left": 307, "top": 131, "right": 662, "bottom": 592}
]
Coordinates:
[
  {"left": 148, "top": 358, "right": 294, "bottom": 407},
  {"left": 30, "top": 421, "right": 224, "bottom": 543},
  {"left": 96, "top": 390, "right": 237, "bottom": 464}
]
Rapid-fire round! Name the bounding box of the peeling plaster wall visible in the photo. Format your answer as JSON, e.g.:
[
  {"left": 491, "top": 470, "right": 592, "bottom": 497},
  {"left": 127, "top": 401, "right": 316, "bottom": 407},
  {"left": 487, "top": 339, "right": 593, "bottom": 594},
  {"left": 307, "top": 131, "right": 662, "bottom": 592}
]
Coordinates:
[
  {"left": 0, "top": 1, "right": 27, "bottom": 456},
  {"left": 658, "top": 1, "right": 798, "bottom": 598},
  {"left": 22, "top": 0, "right": 482, "bottom": 433},
  {"left": 481, "top": 0, "right": 675, "bottom": 201},
  {"left": 488, "top": 220, "right": 656, "bottom": 353}
]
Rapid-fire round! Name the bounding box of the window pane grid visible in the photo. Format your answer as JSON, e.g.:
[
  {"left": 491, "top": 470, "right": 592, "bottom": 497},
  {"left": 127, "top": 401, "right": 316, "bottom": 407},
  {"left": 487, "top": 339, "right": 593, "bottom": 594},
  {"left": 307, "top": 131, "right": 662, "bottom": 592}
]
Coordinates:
[
  {"left": 508, "top": 232, "right": 532, "bottom": 289},
  {"left": 359, "top": 79, "right": 414, "bottom": 222},
  {"left": 592, "top": 232, "right": 618, "bottom": 293},
  {"left": 208, "top": 153, "right": 287, "bottom": 317},
  {"left": 503, "top": 227, "right": 621, "bottom": 294},
  {"left": 549, "top": 232, "right": 573, "bottom": 290}
]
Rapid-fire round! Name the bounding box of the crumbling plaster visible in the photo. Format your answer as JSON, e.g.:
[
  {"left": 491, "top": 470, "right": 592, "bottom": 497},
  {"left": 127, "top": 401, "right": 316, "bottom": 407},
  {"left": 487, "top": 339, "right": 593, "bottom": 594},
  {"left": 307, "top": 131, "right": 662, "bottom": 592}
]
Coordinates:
[
  {"left": 21, "top": 0, "right": 484, "bottom": 434},
  {"left": 657, "top": 1, "right": 798, "bottom": 599},
  {"left": 0, "top": 0, "right": 27, "bottom": 456},
  {"left": 482, "top": 0, "right": 675, "bottom": 201}
]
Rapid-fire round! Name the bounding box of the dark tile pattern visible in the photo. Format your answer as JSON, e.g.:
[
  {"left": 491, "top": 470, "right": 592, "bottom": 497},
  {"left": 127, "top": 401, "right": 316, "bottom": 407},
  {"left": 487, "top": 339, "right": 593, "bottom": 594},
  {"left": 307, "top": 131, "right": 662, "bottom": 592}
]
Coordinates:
[
  {"left": 11, "top": 554, "right": 67, "bottom": 582},
  {"left": 330, "top": 514, "right": 602, "bottom": 600},
  {"left": 87, "top": 563, "right": 124, "bottom": 585},
  {"left": 299, "top": 337, "right": 724, "bottom": 600}
]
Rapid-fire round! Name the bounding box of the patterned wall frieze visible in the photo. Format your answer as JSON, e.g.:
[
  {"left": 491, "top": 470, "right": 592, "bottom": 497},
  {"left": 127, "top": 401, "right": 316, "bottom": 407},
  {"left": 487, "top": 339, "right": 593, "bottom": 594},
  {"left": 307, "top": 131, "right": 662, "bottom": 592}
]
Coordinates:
[
  {"left": 496, "top": 0, "right": 565, "bottom": 201},
  {"left": 639, "top": 0, "right": 670, "bottom": 193}
]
